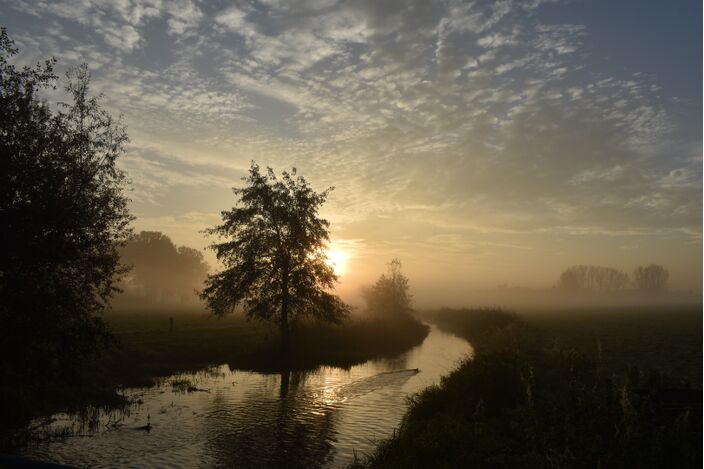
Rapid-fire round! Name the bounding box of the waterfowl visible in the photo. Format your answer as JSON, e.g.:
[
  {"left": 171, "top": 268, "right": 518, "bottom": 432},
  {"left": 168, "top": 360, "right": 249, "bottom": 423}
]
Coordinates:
[{"left": 138, "top": 413, "right": 151, "bottom": 431}]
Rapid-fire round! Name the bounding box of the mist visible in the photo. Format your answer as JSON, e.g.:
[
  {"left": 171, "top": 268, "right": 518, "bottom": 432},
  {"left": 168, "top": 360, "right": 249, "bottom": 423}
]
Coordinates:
[{"left": 1, "top": 0, "right": 701, "bottom": 467}]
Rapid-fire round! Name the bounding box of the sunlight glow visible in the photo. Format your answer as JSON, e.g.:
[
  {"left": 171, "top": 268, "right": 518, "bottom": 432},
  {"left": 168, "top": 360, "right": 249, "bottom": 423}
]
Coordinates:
[{"left": 325, "top": 246, "right": 348, "bottom": 277}]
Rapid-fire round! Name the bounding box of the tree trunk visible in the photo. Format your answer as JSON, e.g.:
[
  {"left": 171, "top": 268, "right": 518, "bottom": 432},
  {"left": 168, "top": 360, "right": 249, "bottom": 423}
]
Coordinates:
[
  {"left": 279, "top": 369, "right": 291, "bottom": 398},
  {"left": 280, "top": 290, "right": 290, "bottom": 354},
  {"left": 280, "top": 263, "right": 291, "bottom": 357}
]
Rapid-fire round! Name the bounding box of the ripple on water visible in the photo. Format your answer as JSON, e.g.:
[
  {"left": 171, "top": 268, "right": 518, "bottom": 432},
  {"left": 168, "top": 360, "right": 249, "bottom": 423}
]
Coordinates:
[{"left": 21, "top": 325, "right": 472, "bottom": 468}]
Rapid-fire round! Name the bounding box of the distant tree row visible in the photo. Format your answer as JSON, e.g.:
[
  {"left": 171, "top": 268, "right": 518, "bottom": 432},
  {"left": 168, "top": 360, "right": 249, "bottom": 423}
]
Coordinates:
[
  {"left": 632, "top": 264, "right": 670, "bottom": 292},
  {"left": 119, "top": 231, "right": 209, "bottom": 304},
  {"left": 557, "top": 264, "right": 669, "bottom": 293}
]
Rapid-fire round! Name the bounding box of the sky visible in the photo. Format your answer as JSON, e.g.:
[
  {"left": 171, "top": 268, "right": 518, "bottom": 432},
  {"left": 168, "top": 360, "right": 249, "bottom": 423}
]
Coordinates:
[{"left": 2, "top": 0, "right": 701, "bottom": 304}]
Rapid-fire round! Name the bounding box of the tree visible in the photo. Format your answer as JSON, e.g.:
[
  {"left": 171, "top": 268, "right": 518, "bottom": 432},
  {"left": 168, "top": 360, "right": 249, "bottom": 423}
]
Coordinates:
[
  {"left": 200, "top": 163, "right": 350, "bottom": 352},
  {"left": 0, "top": 29, "right": 132, "bottom": 388},
  {"left": 633, "top": 264, "right": 669, "bottom": 292},
  {"left": 120, "top": 231, "right": 178, "bottom": 300},
  {"left": 119, "top": 231, "right": 210, "bottom": 303},
  {"left": 557, "top": 265, "right": 629, "bottom": 292},
  {"left": 362, "top": 259, "right": 413, "bottom": 316},
  {"left": 175, "top": 246, "right": 210, "bottom": 302}
]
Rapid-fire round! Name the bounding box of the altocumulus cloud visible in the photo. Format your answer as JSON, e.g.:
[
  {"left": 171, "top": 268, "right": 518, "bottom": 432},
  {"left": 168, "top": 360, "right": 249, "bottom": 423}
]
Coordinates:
[{"left": 2, "top": 0, "right": 700, "bottom": 290}]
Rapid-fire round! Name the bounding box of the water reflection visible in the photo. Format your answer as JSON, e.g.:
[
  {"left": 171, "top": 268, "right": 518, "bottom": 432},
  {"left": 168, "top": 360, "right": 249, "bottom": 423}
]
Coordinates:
[
  {"left": 21, "top": 325, "right": 472, "bottom": 468},
  {"left": 203, "top": 368, "right": 335, "bottom": 468}
]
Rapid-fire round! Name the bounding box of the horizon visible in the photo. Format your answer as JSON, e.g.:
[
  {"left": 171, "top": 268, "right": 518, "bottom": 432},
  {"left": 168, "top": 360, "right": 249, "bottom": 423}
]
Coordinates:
[{"left": 3, "top": 0, "right": 701, "bottom": 303}]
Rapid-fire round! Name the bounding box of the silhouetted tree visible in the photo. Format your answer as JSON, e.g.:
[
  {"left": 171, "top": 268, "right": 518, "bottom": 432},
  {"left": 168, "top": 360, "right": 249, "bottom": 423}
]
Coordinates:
[
  {"left": 175, "top": 246, "right": 210, "bottom": 301},
  {"left": 120, "top": 231, "right": 178, "bottom": 299},
  {"left": 362, "top": 259, "right": 413, "bottom": 315},
  {"left": 119, "top": 231, "right": 209, "bottom": 303},
  {"left": 200, "top": 163, "right": 350, "bottom": 352},
  {"left": 557, "top": 265, "right": 629, "bottom": 292},
  {"left": 633, "top": 264, "right": 669, "bottom": 292},
  {"left": 0, "top": 29, "right": 132, "bottom": 389}
]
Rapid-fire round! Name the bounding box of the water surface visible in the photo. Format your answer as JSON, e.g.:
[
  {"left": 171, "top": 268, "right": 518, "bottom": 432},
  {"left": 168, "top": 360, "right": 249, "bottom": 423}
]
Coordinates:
[{"left": 23, "top": 324, "right": 472, "bottom": 468}]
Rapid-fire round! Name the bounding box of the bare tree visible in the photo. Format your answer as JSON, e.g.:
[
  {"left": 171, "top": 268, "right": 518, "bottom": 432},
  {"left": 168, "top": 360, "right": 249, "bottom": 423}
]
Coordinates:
[
  {"left": 557, "top": 265, "right": 630, "bottom": 292},
  {"left": 633, "top": 264, "right": 669, "bottom": 292}
]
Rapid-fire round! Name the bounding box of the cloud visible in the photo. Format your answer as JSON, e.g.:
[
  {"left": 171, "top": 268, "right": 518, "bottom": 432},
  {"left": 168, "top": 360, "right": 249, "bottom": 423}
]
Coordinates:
[
  {"left": 165, "top": 0, "right": 203, "bottom": 35},
  {"left": 121, "top": 145, "right": 245, "bottom": 200},
  {"left": 3, "top": 0, "right": 700, "bottom": 289},
  {"left": 214, "top": 6, "right": 250, "bottom": 32}
]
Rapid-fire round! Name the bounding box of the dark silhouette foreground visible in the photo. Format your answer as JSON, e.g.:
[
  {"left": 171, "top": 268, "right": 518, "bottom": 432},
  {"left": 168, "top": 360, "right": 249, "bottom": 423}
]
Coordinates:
[{"left": 0, "top": 28, "right": 132, "bottom": 435}]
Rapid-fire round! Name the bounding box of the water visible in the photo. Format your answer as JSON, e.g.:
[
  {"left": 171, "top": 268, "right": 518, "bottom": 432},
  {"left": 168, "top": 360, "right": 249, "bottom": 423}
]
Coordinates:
[{"left": 21, "top": 325, "right": 472, "bottom": 468}]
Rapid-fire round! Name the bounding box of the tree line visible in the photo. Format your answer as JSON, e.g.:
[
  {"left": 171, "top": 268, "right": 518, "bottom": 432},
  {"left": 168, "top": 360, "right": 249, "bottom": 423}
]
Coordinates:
[
  {"left": 557, "top": 264, "right": 669, "bottom": 293},
  {"left": 118, "top": 231, "right": 209, "bottom": 305}
]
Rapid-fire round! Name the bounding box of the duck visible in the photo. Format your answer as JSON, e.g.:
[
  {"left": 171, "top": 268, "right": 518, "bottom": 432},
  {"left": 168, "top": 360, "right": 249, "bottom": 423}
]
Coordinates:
[{"left": 138, "top": 413, "right": 151, "bottom": 431}]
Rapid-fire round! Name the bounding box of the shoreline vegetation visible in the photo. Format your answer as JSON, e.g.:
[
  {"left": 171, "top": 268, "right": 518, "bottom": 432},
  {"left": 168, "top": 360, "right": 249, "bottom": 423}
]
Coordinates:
[
  {"left": 352, "top": 305, "right": 702, "bottom": 468},
  {"left": 105, "top": 309, "right": 430, "bottom": 385},
  {"left": 2, "top": 310, "right": 429, "bottom": 449}
]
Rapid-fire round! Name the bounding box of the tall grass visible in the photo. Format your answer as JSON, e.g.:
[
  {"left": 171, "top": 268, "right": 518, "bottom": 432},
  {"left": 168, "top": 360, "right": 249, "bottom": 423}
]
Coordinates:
[{"left": 353, "top": 308, "right": 701, "bottom": 468}]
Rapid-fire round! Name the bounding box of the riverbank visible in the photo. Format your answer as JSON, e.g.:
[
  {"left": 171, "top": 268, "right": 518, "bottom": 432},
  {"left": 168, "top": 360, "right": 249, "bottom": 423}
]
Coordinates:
[
  {"left": 2, "top": 311, "right": 429, "bottom": 449},
  {"left": 103, "top": 310, "right": 430, "bottom": 386},
  {"left": 353, "top": 306, "right": 702, "bottom": 468},
  {"left": 14, "top": 323, "right": 469, "bottom": 468}
]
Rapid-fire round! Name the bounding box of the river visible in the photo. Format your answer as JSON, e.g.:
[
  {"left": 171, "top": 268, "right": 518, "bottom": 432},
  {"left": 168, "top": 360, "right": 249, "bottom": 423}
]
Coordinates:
[{"left": 21, "top": 324, "right": 472, "bottom": 468}]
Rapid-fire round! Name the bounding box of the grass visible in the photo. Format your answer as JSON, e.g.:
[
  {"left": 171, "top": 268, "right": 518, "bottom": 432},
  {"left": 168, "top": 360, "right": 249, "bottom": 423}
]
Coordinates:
[
  {"left": 102, "top": 310, "right": 430, "bottom": 387},
  {"left": 353, "top": 306, "right": 702, "bottom": 468},
  {"left": 521, "top": 306, "right": 702, "bottom": 385}
]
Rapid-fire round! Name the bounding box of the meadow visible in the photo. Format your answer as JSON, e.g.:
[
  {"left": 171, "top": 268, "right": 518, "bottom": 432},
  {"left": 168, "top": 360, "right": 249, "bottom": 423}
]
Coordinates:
[
  {"left": 520, "top": 306, "right": 702, "bottom": 385},
  {"left": 103, "top": 309, "right": 430, "bottom": 387}
]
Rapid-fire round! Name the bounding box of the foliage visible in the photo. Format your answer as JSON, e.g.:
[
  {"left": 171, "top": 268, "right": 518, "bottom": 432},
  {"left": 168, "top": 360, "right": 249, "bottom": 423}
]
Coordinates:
[
  {"left": 362, "top": 259, "right": 413, "bottom": 316},
  {"left": 119, "top": 231, "right": 209, "bottom": 303},
  {"left": 200, "top": 162, "right": 350, "bottom": 350},
  {"left": 633, "top": 264, "right": 669, "bottom": 292},
  {"left": 557, "top": 264, "right": 630, "bottom": 292},
  {"left": 0, "top": 28, "right": 132, "bottom": 398}
]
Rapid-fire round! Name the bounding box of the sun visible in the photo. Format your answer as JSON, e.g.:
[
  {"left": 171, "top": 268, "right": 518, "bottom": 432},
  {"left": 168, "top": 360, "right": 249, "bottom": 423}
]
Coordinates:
[{"left": 325, "top": 246, "right": 348, "bottom": 276}]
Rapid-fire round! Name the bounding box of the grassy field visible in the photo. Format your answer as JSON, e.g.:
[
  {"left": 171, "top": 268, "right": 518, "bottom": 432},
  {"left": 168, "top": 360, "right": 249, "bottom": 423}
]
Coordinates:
[
  {"left": 425, "top": 305, "right": 702, "bottom": 385},
  {"left": 102, "top": 310, "right": 430, "bottom": 387},
  {"left": 354, "top": 305, "right": 702, "bottom": 468},
  {"left": 520, "top": 306, "right": 702, "bottom": 385}
]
